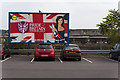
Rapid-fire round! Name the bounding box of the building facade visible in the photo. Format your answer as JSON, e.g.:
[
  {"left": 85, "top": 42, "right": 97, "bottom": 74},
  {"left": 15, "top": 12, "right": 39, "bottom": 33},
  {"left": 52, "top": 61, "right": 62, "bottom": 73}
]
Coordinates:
[{"left": 69, "top": 29, "right": 107, "bottom": 44}]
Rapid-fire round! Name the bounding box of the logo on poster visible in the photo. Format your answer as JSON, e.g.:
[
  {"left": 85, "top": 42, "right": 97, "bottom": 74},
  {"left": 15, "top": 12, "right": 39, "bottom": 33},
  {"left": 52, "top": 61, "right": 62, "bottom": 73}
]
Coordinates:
[
  {"left": 12, "top": 15, "right": 17, "bottom": 20},
  {"left": 17, "top": 21, "right": 29, "bottom": 33}
]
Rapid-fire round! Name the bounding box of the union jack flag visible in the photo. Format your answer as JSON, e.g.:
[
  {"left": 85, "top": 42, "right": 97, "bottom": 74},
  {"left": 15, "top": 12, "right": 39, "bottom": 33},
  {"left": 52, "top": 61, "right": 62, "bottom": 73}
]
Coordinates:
[{"left": 9, "top": 13, "right": 69, "bottom": 43}]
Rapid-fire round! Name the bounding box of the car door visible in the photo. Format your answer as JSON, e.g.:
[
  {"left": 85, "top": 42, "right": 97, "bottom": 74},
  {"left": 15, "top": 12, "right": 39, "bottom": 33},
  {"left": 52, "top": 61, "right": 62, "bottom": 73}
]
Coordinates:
[
  {"left": 3, "top": 46, "right": 7, "bottom": 56},
  {"left": 3, "top": 46, "right": 9, "bottom": 56},
  {"left": 111, "top": 44, "right": 119, "bottom": 59},
  {"left": 5, "top": 46, "right": 10, "bottom": 56}
]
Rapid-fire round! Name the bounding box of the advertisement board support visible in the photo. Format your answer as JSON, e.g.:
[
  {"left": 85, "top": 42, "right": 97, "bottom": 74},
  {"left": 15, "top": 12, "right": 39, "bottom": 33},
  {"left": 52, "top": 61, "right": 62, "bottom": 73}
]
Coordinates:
[
  {"left": 39, "top": 10, "right": 42, "bottom": 13},
  {"left": 28, "top": 43, "right": 30, "bottom": 56},
  {"left": 12, "top": 44, "right": 14, "bottom": 55}
]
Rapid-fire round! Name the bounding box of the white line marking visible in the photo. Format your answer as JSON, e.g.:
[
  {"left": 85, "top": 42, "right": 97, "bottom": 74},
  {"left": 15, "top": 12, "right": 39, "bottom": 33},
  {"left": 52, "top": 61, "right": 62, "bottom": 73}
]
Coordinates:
[
  {"left": 30, "top": 58, "right": 34, "bottom": 63},
  {"left": 82, "top": 57, "right": 93, "bottom": 64},
  {"left": 58, "top": 57, "right": 63, "bottom": 63},
  {"left": 104, "top": 58, "right": 119, "bottom": 63},
  {"left": 1, "top": 57, "right": 11, "bottom": 63}
]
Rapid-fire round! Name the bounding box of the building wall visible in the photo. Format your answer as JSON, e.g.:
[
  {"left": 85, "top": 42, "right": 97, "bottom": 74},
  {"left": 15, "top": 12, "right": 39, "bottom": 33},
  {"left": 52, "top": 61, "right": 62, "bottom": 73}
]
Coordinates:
[{"left": 69, "top": 29, "right": 108, "bottom": 44}]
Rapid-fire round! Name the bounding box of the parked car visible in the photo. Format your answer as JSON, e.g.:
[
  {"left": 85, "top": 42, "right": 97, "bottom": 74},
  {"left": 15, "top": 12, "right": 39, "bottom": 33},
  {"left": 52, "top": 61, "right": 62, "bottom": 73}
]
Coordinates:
[
  {"left": 109, "top": 44, "right": 120, "bottom": 61},
  {"left": 0, "top": 44, "right": 10, "bottom": 60},
  {"left": 34, "top": 43, "right": 55, "bottom": 61},
  {"left": 60, "top": 44, "right": 81, "bottom": 61}
]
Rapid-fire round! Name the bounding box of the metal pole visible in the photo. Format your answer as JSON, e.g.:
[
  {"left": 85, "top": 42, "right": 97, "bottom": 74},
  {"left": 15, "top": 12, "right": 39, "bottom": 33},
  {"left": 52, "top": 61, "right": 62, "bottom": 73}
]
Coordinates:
[
  {"left": 12, "top": 44, "right": 14, "bottom": 56},
  {"left": 28, "top": 43, "right": 30, "bottom": 56},
  {"left": 39, "top": 10, "right": 41, "bottom": 13}
]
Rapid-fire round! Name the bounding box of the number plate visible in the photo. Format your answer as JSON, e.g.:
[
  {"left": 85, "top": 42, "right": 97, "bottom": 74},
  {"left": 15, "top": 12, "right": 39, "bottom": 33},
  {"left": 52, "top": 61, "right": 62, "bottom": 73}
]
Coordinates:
[
  {"left": 69, "top": 52, "right": 75, "bottom": 53},
  {"left": 41, "top": 55, "right": 48, "bottom": 57}
]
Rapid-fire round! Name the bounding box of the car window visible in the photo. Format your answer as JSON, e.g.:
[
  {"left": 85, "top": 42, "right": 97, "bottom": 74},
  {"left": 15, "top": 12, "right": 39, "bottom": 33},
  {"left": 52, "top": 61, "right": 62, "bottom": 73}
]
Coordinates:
[
  {"left": 65, "top": 46, "right": 80, "bottom": 50},
  {"left": 37, "top": 44, "right": 53, "bottom": 49},
  {"left": 117, "top": 44, "right": 120, "bottom": 49},
  {"left": 113, "top": 44, "right": 118, "bottom": 49}
]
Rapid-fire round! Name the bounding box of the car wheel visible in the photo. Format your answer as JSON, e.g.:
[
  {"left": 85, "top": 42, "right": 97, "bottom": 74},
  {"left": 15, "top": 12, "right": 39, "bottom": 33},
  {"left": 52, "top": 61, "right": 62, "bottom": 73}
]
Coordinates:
[
  {"left": 7, "top": 54, "right": 10, "bottom": 57},
  {"left": 109, "top": 53, "right": 113, "bottom": 59},
  {"left": 77, "top": 58, "right": 81, "bottom": 61},
  {"left": 2, "top": 55, "right": 5, "bottom": 60}
]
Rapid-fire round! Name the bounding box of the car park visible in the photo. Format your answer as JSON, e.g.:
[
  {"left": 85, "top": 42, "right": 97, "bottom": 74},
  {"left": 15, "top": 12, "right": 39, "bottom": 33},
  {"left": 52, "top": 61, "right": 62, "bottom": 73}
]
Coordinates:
[
  {"left": 60, "top": 44, "right": 81, "bottom": 61},
  {"left": 34, "top": 43, "right": 55, "bottom": 61},
  {"left": 109, "top": 44, "right": 120, "bottom": 61},
  {"left": 0, "top": 44, "right": 10, "bottom": 60}
]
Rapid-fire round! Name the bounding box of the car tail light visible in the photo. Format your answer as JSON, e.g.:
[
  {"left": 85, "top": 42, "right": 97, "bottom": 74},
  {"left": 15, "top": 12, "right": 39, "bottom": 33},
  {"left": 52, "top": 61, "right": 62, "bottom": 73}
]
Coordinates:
[
  {"left": 50, "top": 49, "right": 55, "bottom": 54},
  {"left": 76, "top": 51, "right": 81, "bottom": 54},
  {"left": 51, "top": 52, "right": 54, "bottom": 54},
  {"left": 35, "top": 52, "right": 39, "bottom": 55},
  {"left": 0, "top": 51, "right": 3, "bottom": 53}
]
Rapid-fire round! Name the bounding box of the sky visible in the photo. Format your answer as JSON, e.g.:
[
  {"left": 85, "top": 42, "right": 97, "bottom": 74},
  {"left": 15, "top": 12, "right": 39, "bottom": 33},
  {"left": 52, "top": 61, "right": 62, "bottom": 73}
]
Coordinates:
[{"left": 0, "top": 0, "right": 120, "bottom": 30}]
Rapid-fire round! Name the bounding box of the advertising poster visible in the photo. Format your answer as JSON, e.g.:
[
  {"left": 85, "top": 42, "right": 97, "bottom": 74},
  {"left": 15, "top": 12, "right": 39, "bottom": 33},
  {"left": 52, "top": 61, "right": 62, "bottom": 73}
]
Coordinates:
[{"left": 9, "top": 12, "right": 69, "bottom": 44}]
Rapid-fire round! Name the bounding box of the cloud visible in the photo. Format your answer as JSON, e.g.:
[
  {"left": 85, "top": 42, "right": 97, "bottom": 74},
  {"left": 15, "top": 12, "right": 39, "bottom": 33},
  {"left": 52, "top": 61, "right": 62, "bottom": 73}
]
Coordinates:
[{"left": 1, "top": 1, "right": 119, "bottom": 29}]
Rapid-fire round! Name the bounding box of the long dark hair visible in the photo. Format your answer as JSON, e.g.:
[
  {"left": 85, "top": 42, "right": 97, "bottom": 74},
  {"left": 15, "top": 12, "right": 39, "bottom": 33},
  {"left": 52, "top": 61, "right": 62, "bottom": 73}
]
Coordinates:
[{"left": 56, "top": 16, "right": 64, "bottom": 27}]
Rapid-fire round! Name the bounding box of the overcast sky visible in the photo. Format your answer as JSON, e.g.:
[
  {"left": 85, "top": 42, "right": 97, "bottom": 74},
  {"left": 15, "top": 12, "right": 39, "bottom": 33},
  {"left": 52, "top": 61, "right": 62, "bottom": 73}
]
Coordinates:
[{"left": 0, "top": 0, "right": 120, "bottom": 30}]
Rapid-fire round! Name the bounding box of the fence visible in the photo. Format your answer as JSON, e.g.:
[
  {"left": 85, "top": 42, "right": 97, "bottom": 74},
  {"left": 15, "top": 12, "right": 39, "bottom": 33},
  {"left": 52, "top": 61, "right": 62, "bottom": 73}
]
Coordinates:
[{"left": 9, "top": 49, "right": 110, "bottom": 55}]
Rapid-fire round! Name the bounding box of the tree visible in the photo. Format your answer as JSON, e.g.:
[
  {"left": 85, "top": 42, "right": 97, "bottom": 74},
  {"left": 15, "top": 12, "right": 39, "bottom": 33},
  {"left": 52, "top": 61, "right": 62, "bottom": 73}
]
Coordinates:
[{"left": 97, "top": 9, "right": 120, "bottom": 45}]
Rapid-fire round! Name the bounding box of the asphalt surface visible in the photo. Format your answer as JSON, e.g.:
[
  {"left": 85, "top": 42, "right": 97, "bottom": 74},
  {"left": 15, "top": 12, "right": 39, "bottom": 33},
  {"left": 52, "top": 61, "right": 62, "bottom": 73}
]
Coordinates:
[{"left": 1, "top": 55, "right": 120, "bottom": 79}]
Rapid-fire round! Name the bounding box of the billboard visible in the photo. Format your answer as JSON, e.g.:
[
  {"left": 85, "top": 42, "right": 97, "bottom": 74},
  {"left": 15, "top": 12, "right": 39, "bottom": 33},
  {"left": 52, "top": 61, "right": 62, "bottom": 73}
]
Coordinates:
[{"left": 9, "top": 12, "right": 69, "bottom": 44}]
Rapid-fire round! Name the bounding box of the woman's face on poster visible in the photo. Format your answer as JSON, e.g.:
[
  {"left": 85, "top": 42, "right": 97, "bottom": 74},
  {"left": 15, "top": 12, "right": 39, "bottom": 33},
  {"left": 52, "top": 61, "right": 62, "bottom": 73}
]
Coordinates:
[{"left": 58, "top": 18, "right": 63, "bottom": 25}]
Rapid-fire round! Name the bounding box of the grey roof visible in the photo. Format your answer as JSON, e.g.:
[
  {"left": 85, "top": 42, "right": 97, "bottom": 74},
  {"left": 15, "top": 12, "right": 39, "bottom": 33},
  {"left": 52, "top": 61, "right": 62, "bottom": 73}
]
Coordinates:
[{"left": 69, "top": 29, "right": 102, "bottom": 36}]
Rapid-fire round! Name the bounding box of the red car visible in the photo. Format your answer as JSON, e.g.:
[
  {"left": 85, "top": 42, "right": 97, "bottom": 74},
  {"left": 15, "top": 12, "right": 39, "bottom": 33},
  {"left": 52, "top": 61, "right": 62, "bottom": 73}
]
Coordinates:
[
  {"left": 60, "top": 44, "right": 81, "bottom": 61},
  {"left": 0, "top": 44, "right": 10, "bottom": 60},
  {"left": 34, "top": 43, "right": 55, "bottom": 61}
]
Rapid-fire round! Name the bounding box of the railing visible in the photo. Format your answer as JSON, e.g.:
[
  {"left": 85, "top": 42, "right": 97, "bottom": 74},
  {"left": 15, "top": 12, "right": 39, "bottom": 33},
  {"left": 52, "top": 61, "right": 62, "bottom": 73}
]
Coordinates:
[
  {"left": 9, "top": 49, "right": 110, "bottom": 54},
  {"left": 81, "top": 50, "right": 110, "bottom": 53}
]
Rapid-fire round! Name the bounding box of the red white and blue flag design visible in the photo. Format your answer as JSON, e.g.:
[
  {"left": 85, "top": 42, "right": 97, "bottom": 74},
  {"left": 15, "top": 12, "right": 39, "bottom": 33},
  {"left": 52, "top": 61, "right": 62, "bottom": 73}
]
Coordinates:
[{"left": 9, "top": 13, "right": 69, "bottom": 43}]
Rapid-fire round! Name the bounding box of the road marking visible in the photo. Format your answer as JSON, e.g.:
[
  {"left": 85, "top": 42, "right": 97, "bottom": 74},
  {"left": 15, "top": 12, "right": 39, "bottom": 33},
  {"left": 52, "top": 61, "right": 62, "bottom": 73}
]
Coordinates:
[
  {"left": 30, "top": 58, "right": 34, "bottom": 63},
  {"left": 58, "top": 57, "right": 63, "bottom": 63},
  {"left": 82, "top": 57, "right": 93, "bottom": 64},
  {"left": 1, "top": 57, "right": 11, "bottom": 63}
]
